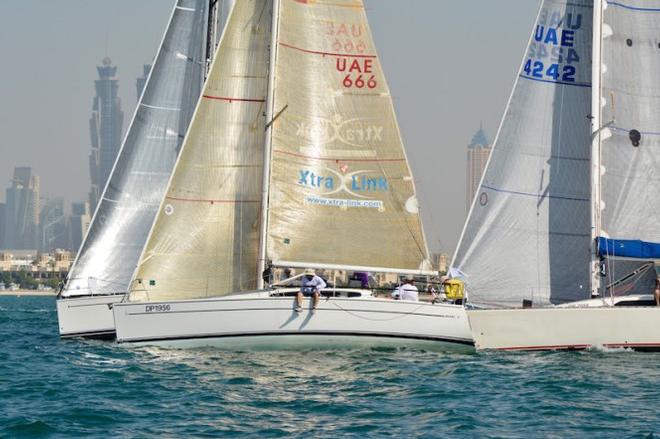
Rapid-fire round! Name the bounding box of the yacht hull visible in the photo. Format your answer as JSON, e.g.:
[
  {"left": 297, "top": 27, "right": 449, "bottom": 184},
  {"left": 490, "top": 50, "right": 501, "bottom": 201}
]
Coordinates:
[
  {"left": 56, "top": 294, "right": 125, "bottom": 339},
  {"left": 113, "top": 293, "right": 473, "bottom": 351},
  {"left": 468, "top": 307, "right": 660, "bottom": 351}
]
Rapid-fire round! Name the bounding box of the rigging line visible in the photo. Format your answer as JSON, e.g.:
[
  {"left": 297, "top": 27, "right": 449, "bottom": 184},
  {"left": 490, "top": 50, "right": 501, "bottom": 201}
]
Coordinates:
[{"left": 329, "top": 300, "right": 429, "bottom": 322}]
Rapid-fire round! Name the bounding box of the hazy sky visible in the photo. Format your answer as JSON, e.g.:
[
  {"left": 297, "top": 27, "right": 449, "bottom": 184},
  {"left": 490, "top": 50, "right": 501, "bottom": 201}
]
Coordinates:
[{"left": 0, "top": 0, "right": 540, "bottom": 254}]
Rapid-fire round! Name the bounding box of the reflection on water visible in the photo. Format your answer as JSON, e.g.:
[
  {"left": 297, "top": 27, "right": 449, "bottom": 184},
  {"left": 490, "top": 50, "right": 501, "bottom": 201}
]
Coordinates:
[{"left": 1, "top": 296, "right": 658, "bottom": 438}]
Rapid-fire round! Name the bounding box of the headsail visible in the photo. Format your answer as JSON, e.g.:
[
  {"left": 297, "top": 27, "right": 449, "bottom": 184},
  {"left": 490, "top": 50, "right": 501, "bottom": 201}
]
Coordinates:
[
  {"left": 452, "top": 0, "right": 593, "bottom": 307},
  {"left": 596, "top": 0, "right": 660, "bottom": 294},
  {"left": 265, "top": 0, "right": 431, "bottom": 274},
  {"left": 63, "top": 0, "right": 208, "bottom": 297},
  {"left": 129, "top": 0, "right": 271, "bottom": 302}
]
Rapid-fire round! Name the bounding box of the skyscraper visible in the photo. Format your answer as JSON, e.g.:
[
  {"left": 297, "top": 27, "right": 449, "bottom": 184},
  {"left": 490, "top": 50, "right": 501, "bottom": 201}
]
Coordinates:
[
  {"left": 4, "top": 167, "right": 40, "bottom": 249},
  {"left": 136, "top": 64, "right": 152, "bottom": 100},
  {"left": 40, "top": 197, "right": 68, "bottom": 251},
  {"left": 466, "top": 125, "right": 491, "bottom": 213},
  {"left": 89, "top": 57, "right": 124, "bottom": 210},
  {"left": 69, "top": 202, "right": 91, "bottom": 253},
  {"left": 0, "top": 202, "right": 5, "bottom": 248}
]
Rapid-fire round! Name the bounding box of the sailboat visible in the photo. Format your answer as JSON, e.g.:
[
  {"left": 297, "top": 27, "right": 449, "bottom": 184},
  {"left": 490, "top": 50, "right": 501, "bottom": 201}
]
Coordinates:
[
  {"left": 453, "top": 0, "right": 660, "bottom": 351},
  {"left": 112, "top": 0, "right": 472, "bottom": 350},
  {"left": 56, "top": 0, "right": 214, "bottom": 338}
]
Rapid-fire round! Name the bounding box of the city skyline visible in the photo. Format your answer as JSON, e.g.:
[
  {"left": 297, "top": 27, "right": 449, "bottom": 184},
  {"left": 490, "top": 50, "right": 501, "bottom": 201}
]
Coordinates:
[{"left": 0, "top": 0, "right": 542, "bottom": 254}]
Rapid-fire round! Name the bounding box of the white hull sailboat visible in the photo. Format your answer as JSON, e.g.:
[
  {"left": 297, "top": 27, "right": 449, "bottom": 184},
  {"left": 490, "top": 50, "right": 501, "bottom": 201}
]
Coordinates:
[
  {"left": 112, "top": 0, "right": 472, "bottom": 350},
  {"left": 469, "top": 296, "right": 660, "bottom": 351},
  {"left": 453, "top": 0, "right": 660, "bottom": 351},
  {"left": 57, "top": 0, "right": 225, "bottom": 338},
  {"left": 113, "top": 290, "right": 472, "bottom": 350}
]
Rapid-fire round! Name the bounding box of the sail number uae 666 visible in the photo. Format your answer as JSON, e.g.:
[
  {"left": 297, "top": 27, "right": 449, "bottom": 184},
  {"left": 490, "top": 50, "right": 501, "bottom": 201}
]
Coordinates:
[{"left": 336, "top": 58, "right": 377, "bottom": 89}]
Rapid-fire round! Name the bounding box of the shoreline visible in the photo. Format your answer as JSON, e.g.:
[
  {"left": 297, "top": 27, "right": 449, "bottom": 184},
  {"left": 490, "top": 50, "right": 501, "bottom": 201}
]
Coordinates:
[{"left": 0, "top": 290, "right": 56, "bottom": 297}]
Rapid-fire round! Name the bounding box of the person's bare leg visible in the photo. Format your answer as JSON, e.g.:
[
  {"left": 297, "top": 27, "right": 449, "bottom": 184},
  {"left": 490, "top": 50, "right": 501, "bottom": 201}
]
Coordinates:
[
  {"left": 296, "top": 292, "right": 303, "bottom": 310},
  {"left": 313, "top": 291, "right": 320, "bottom": 309},
  {"left": 655, "top": 289, "right": 660, "bottom": 306}
]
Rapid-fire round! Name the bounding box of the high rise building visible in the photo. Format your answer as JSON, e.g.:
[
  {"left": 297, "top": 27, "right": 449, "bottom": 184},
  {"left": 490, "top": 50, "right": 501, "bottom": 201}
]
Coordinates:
[
  {"left": 69, "top": 201, "right": 91, "bottom": 253},
  {"left": 40, "top": 197, "right": 68, "bottom": 251},
  {"left": 0, "top": 202, "right": 5, "bottom": 248},
  {"left": 466, "top": 125, "right": 491, "bottom": 213},
  {"left": 3, "top": 167, "right": 40, "bottom": 249},
  {"left": 89, "top": 57, "right": 124, "bottom": 210},
  {"left": 136, "top": 64, "right": 152, "bottom": 100}
]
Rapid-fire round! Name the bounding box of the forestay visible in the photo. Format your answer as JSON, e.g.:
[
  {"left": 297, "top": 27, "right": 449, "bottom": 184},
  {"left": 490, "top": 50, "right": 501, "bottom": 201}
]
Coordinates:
[
  {"left": 129, "top": 0, "right": 271, "bottom": 302},
  {"left": 63, "top": 0, "right": 207, "bottom": 297},
  {"left": 266, "top": 0, "right": 431, "bottom": 273},
  {"left": 453, "top": 0, "right": 593, "bottom": 307},
  {"left": 597, "top": 0, "right": 660, "bottom": 293}
]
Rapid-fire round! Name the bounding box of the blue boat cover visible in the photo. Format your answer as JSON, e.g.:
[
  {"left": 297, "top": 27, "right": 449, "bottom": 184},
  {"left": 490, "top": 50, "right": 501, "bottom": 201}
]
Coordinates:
[{"left": 598, "top": 237, "right": 660, "bottom": 259}]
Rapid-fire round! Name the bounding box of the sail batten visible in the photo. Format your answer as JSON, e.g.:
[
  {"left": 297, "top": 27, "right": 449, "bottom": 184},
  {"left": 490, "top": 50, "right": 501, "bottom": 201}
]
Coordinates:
[{"left": 62, "top": 0, "right": 208, "bottom": 297}]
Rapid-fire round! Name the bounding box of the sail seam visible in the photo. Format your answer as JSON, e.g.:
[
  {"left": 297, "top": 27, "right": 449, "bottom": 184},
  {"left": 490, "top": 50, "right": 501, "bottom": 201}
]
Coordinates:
[
  {"left": 202, "top": 94, "right": 266, "bottom": 103},
  {"left": 607, "top": 2, "right": 660, "bottom": 12},
  {"left": 279, "top": 42, "right": 376, "bottom": 59},
  {"left": 273, "top": 149, "right": 404, "bottom": 163},
  {"left": 165, "top": 196, "right": 260, "bottom": 204},
  {"left": 519, "top": 75, "right": 591, "bottom": 88},
  {"left": 481, "top": 185, "right": 590, "bottom": 202}
]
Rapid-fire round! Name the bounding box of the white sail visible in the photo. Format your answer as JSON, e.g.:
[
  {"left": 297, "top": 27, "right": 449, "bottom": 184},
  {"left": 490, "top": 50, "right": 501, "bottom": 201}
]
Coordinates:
[
  {"left": 265, "top": 0, "right": 431, "bottom": 274},
  {"left": 129, "top": 0, "right": 271, "bottom": 302},
  {"left": 63, "top": 0, "right": 208, "bottom": 297},
  {"left": 596, "top": 0, "right": 660, "bottom": 294},
  {"left": 453, "top": 0, "right": 594, "bottom": 307}
]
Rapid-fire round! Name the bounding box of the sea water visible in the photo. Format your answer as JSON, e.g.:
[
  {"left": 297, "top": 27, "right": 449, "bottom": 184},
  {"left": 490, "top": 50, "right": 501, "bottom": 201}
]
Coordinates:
[{"left": 1, "top": 296, "right": 658, "bottom": 438}]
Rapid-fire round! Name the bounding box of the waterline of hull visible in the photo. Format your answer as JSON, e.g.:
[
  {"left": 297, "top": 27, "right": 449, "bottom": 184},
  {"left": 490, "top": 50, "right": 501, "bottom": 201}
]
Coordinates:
[{"left": 122, "top": 333, "right": 474, "bottom": 352}]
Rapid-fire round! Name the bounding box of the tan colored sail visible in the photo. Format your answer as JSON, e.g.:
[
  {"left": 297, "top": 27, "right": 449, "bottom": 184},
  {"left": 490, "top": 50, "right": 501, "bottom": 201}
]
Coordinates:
[
  {"left": 266, "top": 0, "right": 430, "bottom": 272},
  {"left": 130, "top": 0, "right": 271, "bottom": 302}
]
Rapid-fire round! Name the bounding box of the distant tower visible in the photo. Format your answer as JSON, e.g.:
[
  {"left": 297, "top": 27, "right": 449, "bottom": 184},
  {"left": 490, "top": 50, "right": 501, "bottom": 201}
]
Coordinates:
[
  {"left": 466, "top": 125, "right": 491, "bottom": 213},
  {"left": 40, "top": 197, "right": 68, "bottom": 251},
  {"left": 69, "top": 202, "right": 91, "bottom": 253},
  {"left": 4, "top": 167, "right": 40, "bottom": 249},
  {"left": 89, "top": 57, "right": 124, "bottom": 210},
  {"left": 136, "top": 64, "right": 151, "bottom": 101}
]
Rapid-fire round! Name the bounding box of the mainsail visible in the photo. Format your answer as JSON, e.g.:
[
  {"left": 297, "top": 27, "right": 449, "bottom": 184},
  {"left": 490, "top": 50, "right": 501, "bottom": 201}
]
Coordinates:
[
  {"left": 129, "top": 0, "right": 271, "bottom": 302},
  {"left": 453, "top": 0, "right": 594, "bottom": 307},
  {"left": 596, "top": 0, "right": 660, "bottom": 293},
  {"left": 63, "top": 0, "right": 208, "bottom": 297},
  {"left": 266, "top": 0, "right": 431, "bottom": 273}
]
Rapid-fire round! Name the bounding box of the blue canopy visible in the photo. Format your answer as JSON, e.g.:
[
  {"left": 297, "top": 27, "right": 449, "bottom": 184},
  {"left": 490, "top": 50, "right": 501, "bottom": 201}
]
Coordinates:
[{"left": 598, "top": 237, "right": 660, "bottom": 259}]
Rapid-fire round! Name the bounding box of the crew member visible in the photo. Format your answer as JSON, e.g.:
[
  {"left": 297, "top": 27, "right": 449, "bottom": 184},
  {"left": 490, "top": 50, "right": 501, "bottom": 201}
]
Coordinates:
[
  {"left": 296, "top": 268, "right": 326, "bottom": 312},
  {"left": 391, "top": 277, "right": 419, "bottom": 301}
]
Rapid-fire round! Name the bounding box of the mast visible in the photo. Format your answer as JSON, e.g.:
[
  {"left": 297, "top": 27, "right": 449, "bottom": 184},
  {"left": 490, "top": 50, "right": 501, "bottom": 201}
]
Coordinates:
[
  {"left": 257, "top": 0, "right": 280, "bottom": 289},
  {"left": 589, "top": 0, "right": 603, "bottom": 298}
]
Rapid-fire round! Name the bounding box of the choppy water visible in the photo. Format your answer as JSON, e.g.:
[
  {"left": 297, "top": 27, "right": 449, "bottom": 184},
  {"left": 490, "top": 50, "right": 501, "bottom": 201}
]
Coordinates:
[{"left": 1, "top": 296, "right": 659, "bottom": 438}]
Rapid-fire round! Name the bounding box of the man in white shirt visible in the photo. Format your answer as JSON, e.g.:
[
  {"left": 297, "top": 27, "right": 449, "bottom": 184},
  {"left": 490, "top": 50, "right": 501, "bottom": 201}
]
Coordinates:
[
  {"left": 296, "top": 269, "right": 327, "bottom": 312},
  {"left": 391, "top": 277, "right": 419, "bottom": 301}
]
